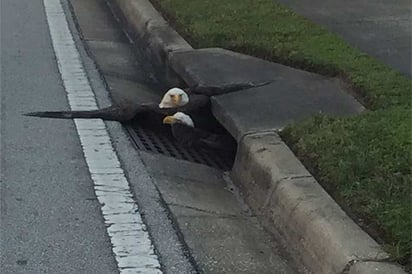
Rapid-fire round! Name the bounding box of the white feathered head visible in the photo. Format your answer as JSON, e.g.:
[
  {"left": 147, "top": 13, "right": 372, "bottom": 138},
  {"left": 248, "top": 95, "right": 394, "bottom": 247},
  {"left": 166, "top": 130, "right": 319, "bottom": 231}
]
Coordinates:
[
  {"left": 158, "top": 88, "right": 189, "bottom": 108},
  {"left": 162, "top": 112, "right": 194, "bottom": 127}
]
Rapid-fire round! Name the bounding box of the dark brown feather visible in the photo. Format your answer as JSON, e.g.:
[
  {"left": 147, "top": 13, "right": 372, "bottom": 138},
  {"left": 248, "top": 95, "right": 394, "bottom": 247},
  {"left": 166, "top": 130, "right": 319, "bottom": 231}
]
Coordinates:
[
  {"left": 23, "top": 94, "right": 210, "bottom": 122},
  {"left": 170, "top": 123, "right": 236, "bottom": 152}
]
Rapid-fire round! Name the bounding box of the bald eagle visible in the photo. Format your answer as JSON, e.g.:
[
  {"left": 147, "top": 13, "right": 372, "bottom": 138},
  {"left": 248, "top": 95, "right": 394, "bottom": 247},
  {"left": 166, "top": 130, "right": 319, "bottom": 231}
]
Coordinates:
[
  {"left": 163, "top": 112, "right": 237, "bottom": 152},
  {"left": 24, "top": 88, "right": 209, "bottom": 122}
]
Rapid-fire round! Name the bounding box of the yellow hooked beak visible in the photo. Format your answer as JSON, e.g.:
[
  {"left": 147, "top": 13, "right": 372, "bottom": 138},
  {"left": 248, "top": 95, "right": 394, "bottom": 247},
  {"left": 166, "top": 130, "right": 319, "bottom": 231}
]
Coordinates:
[
  {"left": 163, "top": 116, "right": 177, "bottom": 125},
  {"left": 169, "top": 94, "right": 182, "bottom": 107}
]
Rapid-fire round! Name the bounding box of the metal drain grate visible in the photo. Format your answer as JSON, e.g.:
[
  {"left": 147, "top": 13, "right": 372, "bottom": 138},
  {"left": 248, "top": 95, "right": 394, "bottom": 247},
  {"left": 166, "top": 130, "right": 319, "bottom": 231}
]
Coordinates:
[{"left": 125, "top": 125, "right": 235, "bottom": 171}]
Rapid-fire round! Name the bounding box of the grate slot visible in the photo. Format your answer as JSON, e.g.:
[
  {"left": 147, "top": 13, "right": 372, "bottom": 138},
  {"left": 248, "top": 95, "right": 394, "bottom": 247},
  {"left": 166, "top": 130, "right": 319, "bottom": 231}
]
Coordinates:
[
  {"left": 184, "top": 147, "right": 208, "bottom": 165},
  {"left": 211, "top": 151, "right": 232, "bottom": 170},
  {"left": 138, "top": 129, "right": 158, "bottom": 152},
  {"left": 158, "top": 134, "right": 192, "bottom": 161},
  {"left": 125, "top": 124, "right": 235, "bottom": 171},
  {"left": 190, "top": 149, "right": 218, "bottom": 168}
]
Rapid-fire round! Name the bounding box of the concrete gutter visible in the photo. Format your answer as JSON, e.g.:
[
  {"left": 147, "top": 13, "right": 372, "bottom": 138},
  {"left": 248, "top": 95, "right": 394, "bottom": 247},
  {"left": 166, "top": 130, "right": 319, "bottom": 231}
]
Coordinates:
[{"left": 108, "top": 0, "right": 407, "bottom": 273}]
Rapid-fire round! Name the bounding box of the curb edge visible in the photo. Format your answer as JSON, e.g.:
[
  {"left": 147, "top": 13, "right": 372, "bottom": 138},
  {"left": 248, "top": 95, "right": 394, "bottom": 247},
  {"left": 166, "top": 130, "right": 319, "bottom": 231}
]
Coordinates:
[{"left": 109, "top": 1, "right": 407, "bottom": 273}]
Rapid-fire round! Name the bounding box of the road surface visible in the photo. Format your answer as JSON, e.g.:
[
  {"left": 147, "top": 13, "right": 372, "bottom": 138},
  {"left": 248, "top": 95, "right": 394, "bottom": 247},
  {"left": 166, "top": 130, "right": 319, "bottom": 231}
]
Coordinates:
[
  {"left": 1, "top": 0, "right": 119, "bottom": 272},
  {"left": 1, "top": 0, "right": 301, "bottom": 273}
]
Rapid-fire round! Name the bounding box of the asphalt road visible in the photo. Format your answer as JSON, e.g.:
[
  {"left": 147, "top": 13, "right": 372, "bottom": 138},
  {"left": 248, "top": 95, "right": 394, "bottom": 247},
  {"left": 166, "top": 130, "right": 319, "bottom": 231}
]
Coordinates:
[
  {"left": 0, "top": 0, "right": 118, "bottom": 273},
  {"left": 1, "top": 0, "right": 304, "bottom": 273},
  {"left": 277, "top": 0, "right": 412, "bottom": 77}
]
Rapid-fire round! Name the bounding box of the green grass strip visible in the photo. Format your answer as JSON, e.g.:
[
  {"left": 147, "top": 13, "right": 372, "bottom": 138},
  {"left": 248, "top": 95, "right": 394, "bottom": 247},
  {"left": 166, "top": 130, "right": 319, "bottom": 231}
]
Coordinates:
[
  {"left": 282, "top": 107, "right": 411, "bottom": 263},
  {"left": 153, "top": 0, "right": 410, "bottom": 109},
  {"left": 151, "top": 0, "right": 412, "bottom": 265}
]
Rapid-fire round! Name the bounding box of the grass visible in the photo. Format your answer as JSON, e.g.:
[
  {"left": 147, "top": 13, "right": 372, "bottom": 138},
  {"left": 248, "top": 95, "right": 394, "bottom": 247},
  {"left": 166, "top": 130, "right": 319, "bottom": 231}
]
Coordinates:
[
  {"left": 150, "top": 0, "right": 412, "bottom": 266},
  {"left": 282, "top": 108, "right": 411, "bottom": 263}
]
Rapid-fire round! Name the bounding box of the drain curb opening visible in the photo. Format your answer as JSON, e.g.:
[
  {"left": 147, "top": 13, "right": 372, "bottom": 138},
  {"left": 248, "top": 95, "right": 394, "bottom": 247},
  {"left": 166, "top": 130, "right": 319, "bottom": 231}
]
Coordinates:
[{"left": 125, "top": 109, "right": 236, "bottom": 171}]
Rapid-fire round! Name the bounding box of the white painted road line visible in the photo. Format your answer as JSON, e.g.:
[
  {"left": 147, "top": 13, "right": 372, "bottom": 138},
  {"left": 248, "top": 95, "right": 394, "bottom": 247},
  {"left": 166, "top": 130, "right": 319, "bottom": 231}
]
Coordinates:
[{"left": 43, "top": 0, "right": 162, "bottom": 273}]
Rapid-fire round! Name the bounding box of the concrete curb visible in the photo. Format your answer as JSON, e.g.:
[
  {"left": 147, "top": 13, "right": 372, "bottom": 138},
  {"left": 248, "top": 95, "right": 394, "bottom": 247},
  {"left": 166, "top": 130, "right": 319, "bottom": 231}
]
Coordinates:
[
  {"left": 231, "top": 131, "right": 394, "bottom": 273},
  {"left": 112, "top": 0, "right": 192, "bottom": 55},
  {"left": 109, "top": 0, "right": 407, "bottom": 273},
  {"left": 109, "top": 0, "right": 192, "bottom": 85}
]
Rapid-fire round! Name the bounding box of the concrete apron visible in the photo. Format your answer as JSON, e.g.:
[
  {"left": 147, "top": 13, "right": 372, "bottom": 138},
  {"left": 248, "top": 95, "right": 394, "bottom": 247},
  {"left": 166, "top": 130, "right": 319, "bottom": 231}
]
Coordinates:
[{"left": 109, "top": 0, "right": 407, "bottom": 273}]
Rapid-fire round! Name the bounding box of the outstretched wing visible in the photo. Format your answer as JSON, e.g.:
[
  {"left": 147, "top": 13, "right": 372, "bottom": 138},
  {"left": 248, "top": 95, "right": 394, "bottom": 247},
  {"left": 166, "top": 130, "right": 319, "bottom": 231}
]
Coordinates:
[{"left": 23, "top": 104, "right": 154, "bottom": 122}]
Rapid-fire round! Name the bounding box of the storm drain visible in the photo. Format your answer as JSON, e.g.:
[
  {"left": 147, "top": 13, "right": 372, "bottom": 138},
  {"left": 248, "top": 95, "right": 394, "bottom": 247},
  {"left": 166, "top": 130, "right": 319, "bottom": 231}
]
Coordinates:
[{"left": 125, "top": 125, "right": 235, "bottom": 171}]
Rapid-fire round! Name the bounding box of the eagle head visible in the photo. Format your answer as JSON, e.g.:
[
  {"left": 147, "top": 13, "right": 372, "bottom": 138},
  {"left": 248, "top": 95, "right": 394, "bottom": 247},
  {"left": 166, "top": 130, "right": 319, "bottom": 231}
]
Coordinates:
[
  {"left": 159, "top": 88, "right": 189, "bottom": 108},
  {"left": 162, "top": 112, "right": 194, "bottom": 127}
]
